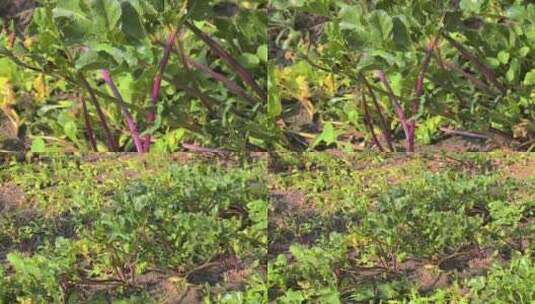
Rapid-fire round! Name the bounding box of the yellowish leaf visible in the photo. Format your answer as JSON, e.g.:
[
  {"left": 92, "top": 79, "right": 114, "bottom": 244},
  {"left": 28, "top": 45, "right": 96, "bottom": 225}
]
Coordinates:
[
  {"left": 295, "top": 75, "right": 311, "bottom": 102},
  {"left": 322, "top": 74, "right": 336, "bottom": 95},
  {"left": 33, "top": 73, "right": 48, "bottom": 102},
  {"left": 23, "top": 36, "right": 34, "bottom": 49},
  {"left": 0, "top": 77, "right": 16, "bottom": 106},
  {"left": 295, "top": 76, "right": 315, "bottom": 118}
]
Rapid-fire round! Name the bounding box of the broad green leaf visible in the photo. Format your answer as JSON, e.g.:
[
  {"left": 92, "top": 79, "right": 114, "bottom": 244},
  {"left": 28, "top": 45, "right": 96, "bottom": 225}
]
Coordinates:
[
  {"left": 519, "top": 46, "right": 530, "bottom": 57},
  {"left": 115, "top": 73, "right": 135, "bottom": 102},
  {"left": 63, "top": 121, "right": 78, "bottom": 142},
  {"left": 92, "top": 44, "right": 126, "bottom": 65},
  {"left": 460, "top": 0, "right": 483, "bottom": 14},
  {"left": 303, "top": 0, "right": 331, "bottom": 16},
  {"left": 506, "top": 59, "right": 520, "bottom": 82},
  {"left": 368, "top": 10, "right": 393, "bottom": 42},
  {"left": 312, "top": 122, "right": 337, "bottom": 148},
  {"left": 90, "top": 0, "right": 122, "bottom": 32},
  {"left": 152, "top": 128, "right": 186, "bottom": 153},
  {"left": 120, "top": 2, "right": 146, "bottom": 43},
  {"left": 149, "top": 0, "right": 164, "bottom": 11},
  {"left": 257, "top": 45, "right": 268, "bottom": 63},
  {"left": 338, "top": 4, "right": 363, "bottom": 30},
  {"left": 392, "top": 16, "right": 411, "bottom": 50},
  {"left": 344, "top": 26, "right": 372, "bottom": 50},
  {"left": 268, "top": 88, "right": 282, "bottom": 118},
  {"left": 30, "top": 138, "right": 46, "bottom": 153},
  {"left": 416, "top": 116, "right": 445, "bottom": 144},
  {"left": 238, "top": 53, "right": 260, "bottom": 68},
  {"left": 444, "top": 11, "right": 463, "bottom": 32},
  {"left": 497, "top": 51, "right": 510, "bottom": 65},
  {"left": 523, "top": 69, "right": 535, "bottom": 86},
  {"left": 188, "top": 0, "right": 211, "bottom": 20},
  {"left": 270, "top": 0, "right": 305, "bottom": 10},
  {"left": 485, "top": 57, "right": 500, "bottom": 69},
  {"left": 389, "top": 72, "right": 403, "bottom": 96},
  {"left": 268, "top": 66, "right": 282, "bottom": 118},
  {"left": 75, "top": 50, "right": 101, "bottom": 71}
]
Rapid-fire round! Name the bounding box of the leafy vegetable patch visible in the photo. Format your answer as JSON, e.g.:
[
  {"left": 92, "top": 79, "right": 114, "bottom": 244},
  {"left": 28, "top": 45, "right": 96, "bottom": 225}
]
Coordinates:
[{"left": 0, "top": 154, "right": 268, "bottom": 303}]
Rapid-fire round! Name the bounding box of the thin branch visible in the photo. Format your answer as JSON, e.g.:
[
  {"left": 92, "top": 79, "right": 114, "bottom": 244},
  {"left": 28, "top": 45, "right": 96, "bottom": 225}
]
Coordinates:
[
  {"left": 443, "top": 61, "right": 494, "bottom": 95},
  {"left": 175, "top": 30, "right": 190, "bottom": 71},
  {"left": 0, "top": 48, "right": 45, "bottom": 73},
  {"left": 80, "top": 95, "right": 97, "bottom": 152},
  {"left": 432, "top": 46, "right": 468, "bottom": 107},
  {"left": 101, "top": 69, "right": 143, "bottom": 153},
  {"left": 180, "top": 51, "right": 260, "bottom": 105},
  {"left": 78, "top": 73, "right": 118, "bottom": 151},
  {"left": 376, "top": 70, "right": 414, "bottom": 152},
  {"left": 442, "top": 32, "right": 506, "bottom": 94},
  {"left": 359, "top": 73, "right": 395, "bottom": 152},
  {"left": 301, "top": 53, "right": 412, "bottom": 103},
  {"left": 164, "top": 75, "right": 251, "bottom": 121},
  {"left": 361, "top": 91, "right": 385, "bottom": 152},
  {"left": 163, "top": 36, "right": 259, "bottom": 106},
  {"left": 185, "top": 21, "right": 266, "bottom": 101},
  {"left": 412, "top": 35, "right": 440, "bottom": 115},
  {"left": 439, "top": 127, "right": 489, "bottom": 139},
  {"left": 144, "top": 27, "right": 179, "bottom": 152},
  {"left": 181, "top": 143, "right": 229, "bottom": 156}
]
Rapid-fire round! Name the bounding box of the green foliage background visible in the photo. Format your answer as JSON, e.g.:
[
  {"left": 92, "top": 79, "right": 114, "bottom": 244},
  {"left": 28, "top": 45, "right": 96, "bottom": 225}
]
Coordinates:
[
  {"left": 269, "top": 0, "right": 535, "bottom": 151},
  {"left": 0, "top": 155, "right": 268, "bottom": 303},
  {"left": 1, "top": 0, "right": 272, "bottom": 153}
]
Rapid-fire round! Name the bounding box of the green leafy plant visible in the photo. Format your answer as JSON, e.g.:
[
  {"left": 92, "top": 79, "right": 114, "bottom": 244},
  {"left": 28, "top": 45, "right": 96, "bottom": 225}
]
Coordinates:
[
  {"left": 469, "top": 254, "right": 535, "bottom": 303},
  {"left": 270, "top": 0, "right": 535, "bottom": 151},
  {"left": 1, "top": 0, "right": 271, "bottom": 153},
  {"left": 267, "top": 153, "right": 535, "bottom": 302},
  {"left": 0, "top": 155, "right": 268, "bottom": 303}
]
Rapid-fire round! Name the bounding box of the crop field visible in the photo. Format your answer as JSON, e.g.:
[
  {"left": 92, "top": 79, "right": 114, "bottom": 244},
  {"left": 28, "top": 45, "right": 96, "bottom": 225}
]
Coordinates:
[
  {"left": 269, "top": 0, "right": 535, "bottom": 152},
  {"left": 268, "top": 152, "right": 535, "bottom": 303},
  {"left": 0, "top": 154, "right": 268, "bottom": 303},
  {"left": 0, "top": 152, "right": 534, "bottom": 303},
  {"left": 1, "top": 1, "right": 534, "bottom": 153},
  {"left": 1, "top": 0, "right": 269, "bottom": 153},
  {"left": 1, "top": 1, "right": 535, "bottom": 303}
]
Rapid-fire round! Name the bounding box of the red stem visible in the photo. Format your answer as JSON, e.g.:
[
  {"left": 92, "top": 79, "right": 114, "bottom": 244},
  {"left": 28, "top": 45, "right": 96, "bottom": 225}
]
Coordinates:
[
  {"left": 185, "top": 21, "right": 267, "bottom": 101},
  {"left": 78, "top": 73, "right": 118, "bottom": 151},
  {"left": 143, "top": 27, "right": 178, "bottom": 152},
  {"left": 442, "top": 33, "right": 506, "bottom": 94},
  {"left": 182, "top": 53, "right": 259, "bottom": 105},
  {"left": 101, "top": 69, "right": 143, "bottom": 153},
  {"left": 361, "top": 92, "right": 385, "bottom": 152},
  {"left": 80, "top": 95, "right": 98, "bottom": 152},
  {"left": 376, "top": 70, "right": 414, "bottom": 152},
  {"left": 360, "top": 73, "right": 394, "bottom": 152},
  {"left": 412, "top": 37, "right": 439, "bottom": 115}
]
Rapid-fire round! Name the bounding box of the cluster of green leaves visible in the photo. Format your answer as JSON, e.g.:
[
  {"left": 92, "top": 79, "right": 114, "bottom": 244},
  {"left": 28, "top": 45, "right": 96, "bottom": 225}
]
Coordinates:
[
  {"left": 268, "top": 153, "right": 535, "bottom": 302},
  {"left": 0, "top": 155, "right": 268, "bottom": 303},
  {"left": 269, "top": 0, "right": 535, "bottom": 151},
  {"left": 1, "top": 0, "right": 273, "bottom": 153}
]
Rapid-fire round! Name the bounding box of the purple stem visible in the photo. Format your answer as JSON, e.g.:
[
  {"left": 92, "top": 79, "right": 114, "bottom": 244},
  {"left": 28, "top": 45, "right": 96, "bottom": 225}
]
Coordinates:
[
  {"left": 360, "top": 73, "right": 394, "bottom": 152},
  {"left": 412, "top": 38, "right": 438, "bottom": 114},
  {"left": 361, "top": 92, "right": 385, "bottom": 152},
  {"left": 183, "top": 54, "right": 259, "bottom": 105},
  {"left": 376, "top": 70, "right": 414, "bottom": 152},
  {"left": 186, "top": 21, "right": 267, "bottom": 101},
  {"left": 101, "top": 69, "right": 144, "bottom": 153},
  {"left": 79, "top": 73, "right": 118, "bottom": 151},
  {"left": 80, "top": 95, "right": 98, "bottom": 152},
  {"left": 143, "top": 28, "right": 178, "bottom": 152},
  {"left": 443, "top": 33, "right": 506, "bottom": 94}
]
